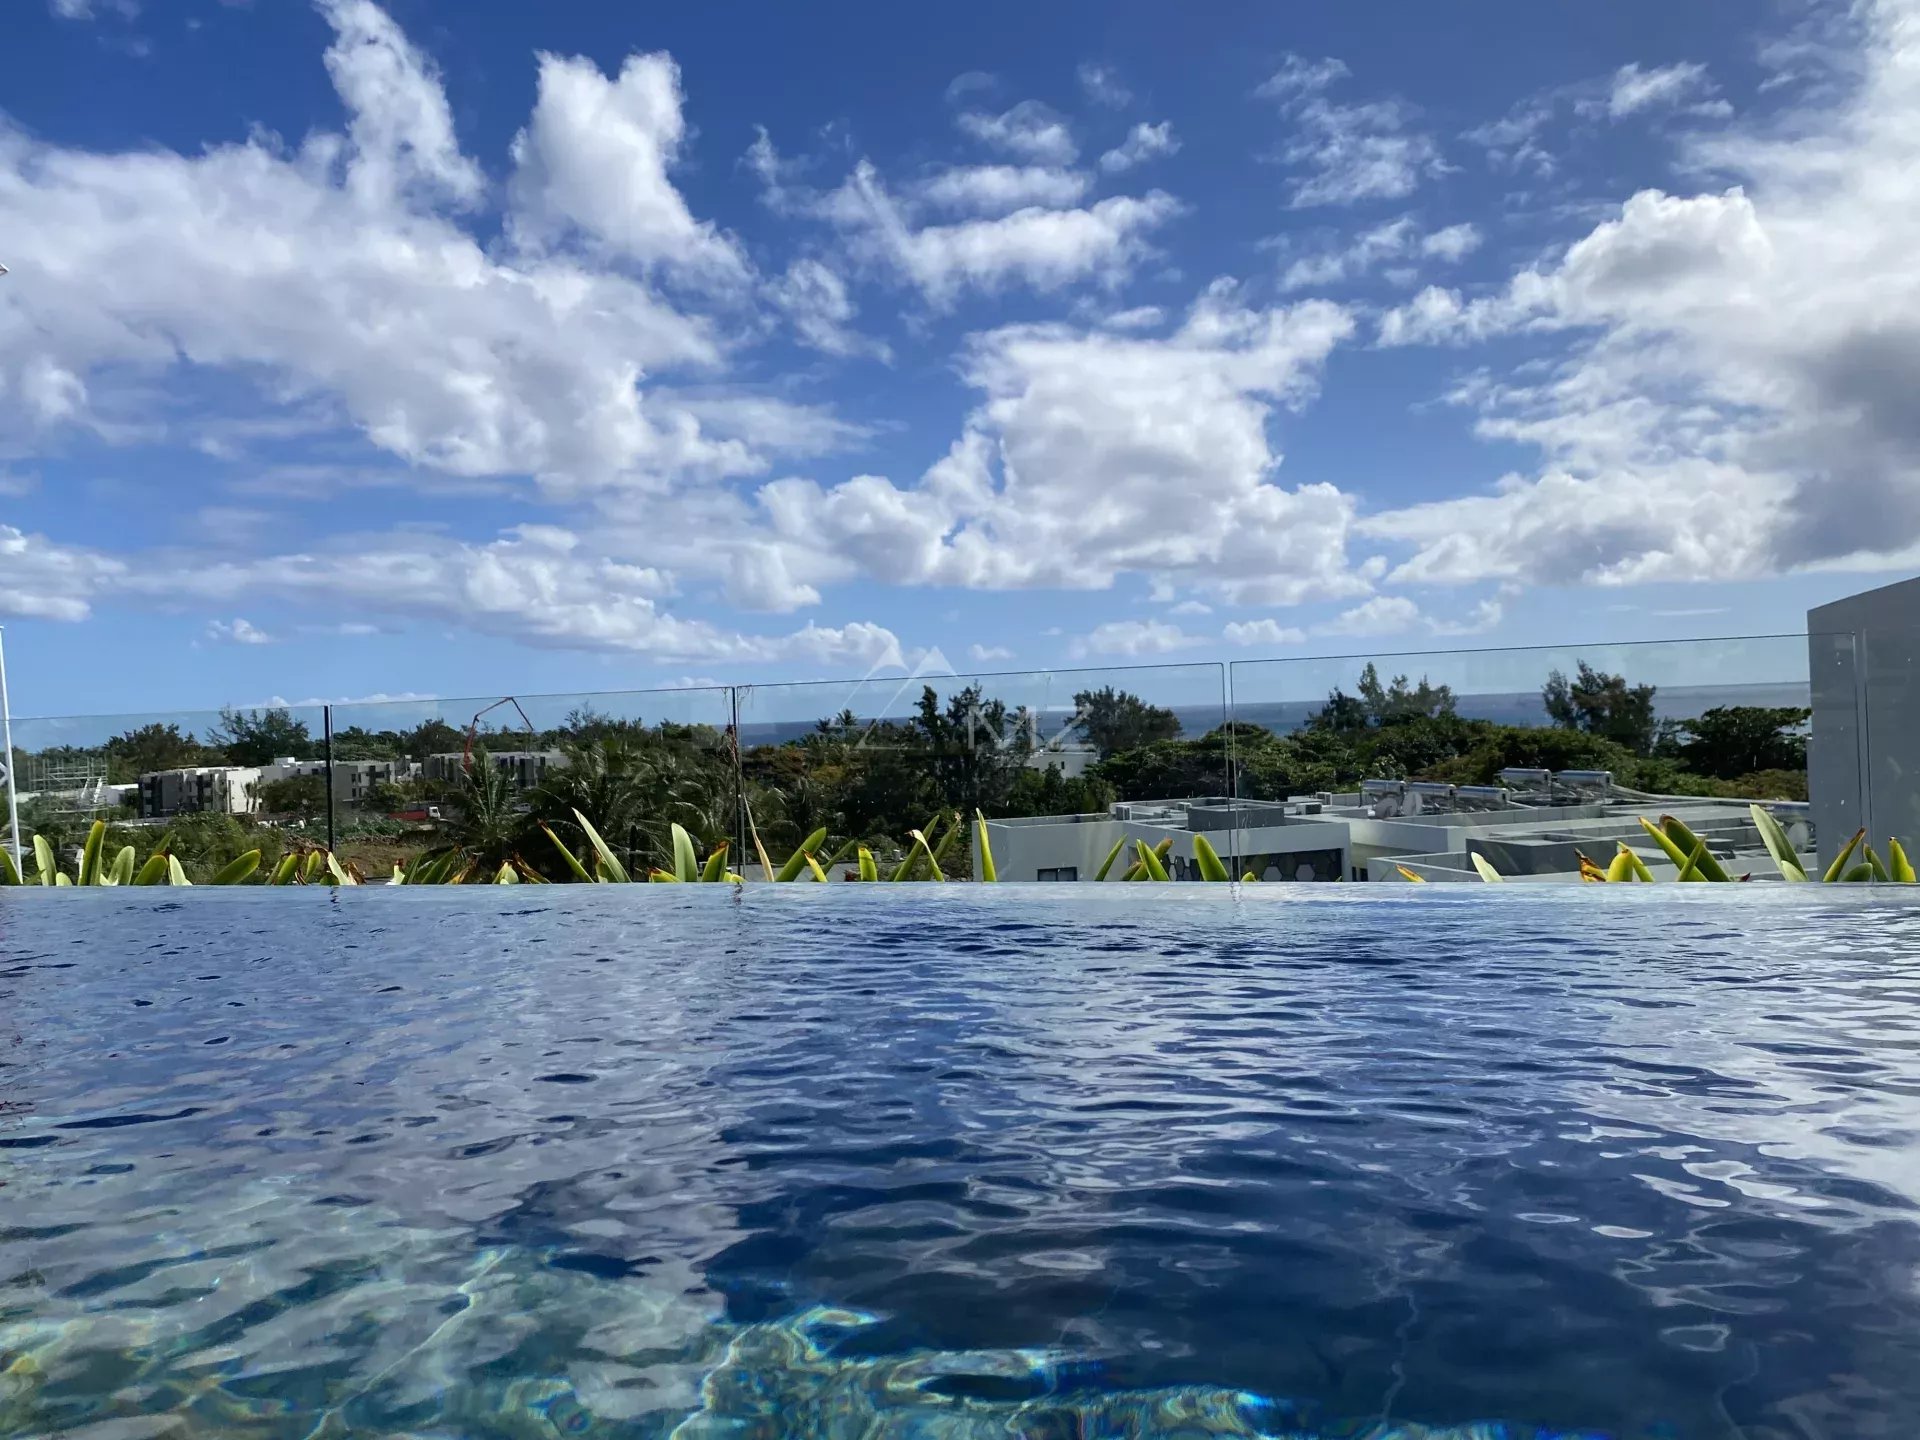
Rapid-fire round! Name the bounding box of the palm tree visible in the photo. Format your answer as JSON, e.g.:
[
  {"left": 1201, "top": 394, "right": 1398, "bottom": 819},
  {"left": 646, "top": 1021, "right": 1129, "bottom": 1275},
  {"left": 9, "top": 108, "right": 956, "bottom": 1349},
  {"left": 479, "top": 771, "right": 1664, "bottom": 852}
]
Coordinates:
[{"left": 433, "top": 751, "right": 529, "bottom": 873}]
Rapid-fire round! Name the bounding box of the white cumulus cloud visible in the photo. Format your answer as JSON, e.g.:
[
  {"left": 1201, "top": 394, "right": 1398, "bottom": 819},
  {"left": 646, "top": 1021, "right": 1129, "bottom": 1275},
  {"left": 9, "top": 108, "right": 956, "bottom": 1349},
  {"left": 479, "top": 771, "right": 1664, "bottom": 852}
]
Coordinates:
[{"left": 1099, "top": 122, "right": 1180, "bottom": 174}]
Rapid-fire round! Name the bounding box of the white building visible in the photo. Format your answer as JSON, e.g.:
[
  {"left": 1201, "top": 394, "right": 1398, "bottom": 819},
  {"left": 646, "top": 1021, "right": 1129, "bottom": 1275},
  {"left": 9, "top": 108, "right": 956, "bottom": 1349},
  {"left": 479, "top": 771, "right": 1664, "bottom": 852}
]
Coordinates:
[
  {"left": 980, "top": 776, "right": 1815, "bottom": 884},
  {"left": 980, "top": 796, "right": 1350, "bottom": 883},
  {"left": 138, "top": 766, "right": 260, "bottom": 818},
  {"left": 424, "top": 750, "right": 568, "bottom": 787}
]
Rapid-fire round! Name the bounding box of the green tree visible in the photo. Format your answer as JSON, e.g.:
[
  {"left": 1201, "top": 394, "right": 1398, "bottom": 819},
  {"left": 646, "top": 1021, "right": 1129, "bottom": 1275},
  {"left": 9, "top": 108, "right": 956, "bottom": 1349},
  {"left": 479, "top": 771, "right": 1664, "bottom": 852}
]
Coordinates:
[
  {"left": 916, "top": 684, "right": 1026, "bottom": 815},
  {"left": 1072, "top": 686, "right": 1181, "bottom": 758},
  {"left": 999, "top": 764, "right": 1116, "bottom": 818},
  {"left": 104, "top": 723, "right": 209, "bottom": 782},
  {"left": 1356, "top": 663, "right": 1457, "bottom": 724},
  {"left": 253, "top": 774, "right": 327, "bottom": 818},
  {"left": 1676, "top": 706, "right": 1811, "bottom": 780},
  {"left": 210, "top": 707, "right": 317, "bottom": 766},
  {"left": 1542, "top": 663, "right": 1659, "bottom": 753}
]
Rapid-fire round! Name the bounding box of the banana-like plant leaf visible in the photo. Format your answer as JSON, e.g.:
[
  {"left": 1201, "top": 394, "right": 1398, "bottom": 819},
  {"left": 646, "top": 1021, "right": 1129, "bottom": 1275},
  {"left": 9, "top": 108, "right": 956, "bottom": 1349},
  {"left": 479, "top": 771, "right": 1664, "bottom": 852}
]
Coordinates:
[
  {"left": 1840, "top": 861, "right": 1874, "bottom": 882},
  {"left": 857, "top": 845, "right": 879, "bottom": 882},
  {"left": 0, "top": 847, "right": 19, "bottom": 886},
  {"left": 1396, "top": 865, "right": 1428, "bottom": 883},
  {"left": 211, "top": 851, "right": 262, "bottom": 885},
  {"left": 302, "top": 850, "right": 323, "bottom": 884},
  {"left": 54, "top": 872, "right": 72, "bottom": 886},
  {"left": 777, "top": 828, "right": 829, "bottom": 882},
  {"left": 1192, "top": 833, "right": 1230, "bottom": 882},
  {"left": 1864, "top": 844, "right": 1891, "bottom": 883},
  {"left": 493, "top": 861, "right": 519, "bottom": 884},
  {"left": 973, "top": 809, "right": 998, "bottom": 882},
  {"left": 1636, "top": 816, "right": 1696, "bottom": 876},
  {"left": 1746, "top": 804, "right": 1808, "bottom": 882},
  {"left": 33, "top": 833, "right": 56, "bottom": 886},
  {"left": 668, "top": 822, "right": 700, "bottom": 882},
  {"left": 1136, "top": 840, "right": 1169, "bottom": 882},
  {"left": 1891, "top": 838, "right": 1917, "bottom": 884},
  {"left": 324, "top": 852, "right": 357, "bottom": 886},
  {"left": 1121, "top": 860, "right": 1146, "bottom": 881},
  {"left": 542, "top": 823, "right": 595, "bottom": 883},
  {"left": 573, "top": 809, "right": 630, "bottom": 884},
  {"left": 103, "top": 846, "right": 136, "bottom": 886},
  {"left": 1823, "top": 828, "right": 1867, "bottom": 883},
  {"left": 1241, "top": 870, "right": 1258, "bottom": 882},
  {"left": 908, "top": 828, "right": 945, "bottom": 881},
  {"left": 804, "top": 852, "right": 829, "bottom": 883},
  {"left": 701, "top": 841, "right": 731, "bottom": 883},
  {"left": 1603, "top": 849, "right": 1635, "bottom": 883},
  {"left": 79, "top": 820, "right": 106, "bottom": 886},
  {"left": 1093, "top": 835, "right": 1128, "bottom": 883},
  {"left": 168, "top": 855, "right": 191, "bottom": 886},
  {"left": 1674, "top": 837, "right": 1710, "bottom": 882},
  {"left": 1661, "top": 816, "right": 1730, "bottom": 882},
  {"left": 133, "top": 853, "right": 170, "bottom": 886},
  {"left": 267, "top": 852, "right": 300, "bottom": 886},
  {"left": 1472, "top": 852, "right": 1508, "bottom": 883}
]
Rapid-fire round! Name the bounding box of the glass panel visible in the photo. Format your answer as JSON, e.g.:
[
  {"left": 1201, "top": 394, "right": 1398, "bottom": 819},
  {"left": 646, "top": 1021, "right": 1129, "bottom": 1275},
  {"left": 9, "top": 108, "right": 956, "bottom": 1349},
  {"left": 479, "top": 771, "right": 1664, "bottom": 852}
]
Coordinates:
[
  {"left": 735, "top": 663, "right": 1228, "bottom": 881},
  {"left": 323, "top": 688, "right": 738, "bottom": 882},
  {"left": 1227, "top": 635, "right": 1850, "bottom": 884},
  {"left": 5, "top": 702, "right": 330, "bottom": 882}
]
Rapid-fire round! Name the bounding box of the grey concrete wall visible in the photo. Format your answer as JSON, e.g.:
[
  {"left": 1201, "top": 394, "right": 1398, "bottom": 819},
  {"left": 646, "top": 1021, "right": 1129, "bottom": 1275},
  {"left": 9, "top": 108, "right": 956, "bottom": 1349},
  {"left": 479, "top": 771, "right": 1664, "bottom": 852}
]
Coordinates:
[{"left": 1810, "top": 577, "right": 1920, "bottom": 859}]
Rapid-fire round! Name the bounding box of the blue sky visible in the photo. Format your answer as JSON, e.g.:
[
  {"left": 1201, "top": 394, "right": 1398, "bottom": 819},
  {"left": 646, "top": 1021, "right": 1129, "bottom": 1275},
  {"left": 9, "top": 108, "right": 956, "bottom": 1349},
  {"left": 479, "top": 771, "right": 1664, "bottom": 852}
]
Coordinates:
[{"left": 2, "top": 0, "right": 1916, "bottom": 720}]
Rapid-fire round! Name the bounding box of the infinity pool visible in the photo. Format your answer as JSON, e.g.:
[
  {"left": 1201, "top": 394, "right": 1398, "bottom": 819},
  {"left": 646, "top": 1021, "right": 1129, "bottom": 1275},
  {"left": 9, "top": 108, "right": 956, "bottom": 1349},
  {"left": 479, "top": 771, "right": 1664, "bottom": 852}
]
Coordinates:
[{"left": 3, "top": 887, "right": 1919, "bottom": 1438}]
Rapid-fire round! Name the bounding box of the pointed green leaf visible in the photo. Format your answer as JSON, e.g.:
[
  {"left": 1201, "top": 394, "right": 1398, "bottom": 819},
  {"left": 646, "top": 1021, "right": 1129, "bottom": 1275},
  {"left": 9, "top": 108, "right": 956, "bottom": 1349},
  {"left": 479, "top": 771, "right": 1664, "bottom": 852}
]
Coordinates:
[
  {"left": 54, "top": 871, "right": 72, "bottom": 886},
  {"left": 79, "top": 820, "right": 106, "bottom": 886},
  {"left": 1603, "top": 849, "right": 1635, "bottom": 883},
  {"left": 103, "top": 846, "right": 135, "bottom": 886},
  {"left": 1661, "top": 817, "right": 1730, "bottom": 882},
  {"left": 1747, "top": 804, "right": 1808, "bottom": 881},
  {"left": 701, "top": 840, "right": 730, "bottom": 883},
  {"left": 133, "top": 853, "right": 170, "bottom": 886},
  {"left": 1472, "top": 852, "right": 1508, "bottom": 883},
  {"left": 33, "top": 833, "right": 56, "bottom": 886},
  {"left": 909, "top": 828, "right": 945, "bottom": 881},
  {"left": 168, "top": 855, "right": 191, "bottom": 886},
  {"left": 572, "top": 809, "right": 630, "bottom": 883},
  {"left": 211, "top": 850, "right": 262, "bottom": 885},
  {"left": 777, "top": 828, "right": 830, "bottom": 882},
  {"left": 1136, "top": 839, "right": 1169, "bottom": 882},
  {"left": 670, "top": 822, "right": 701, "bottom": 883},
  {"left": 1241, "top": 870, "right": 1258, "bottom": 883},
  {"left": 1396, "top": 865, "right": 1427, "bottom": 883},
  {"left": 494, "top": 860, "right": 519, "bottom": 884},
  {"left": 0, "top": 847, "right": 19, "bottom": 886},
  {"left": 1637, "top": 815, "right": 1695, "bottom": 875},
  {"left": 1865, "top": 844, "right": 1891, "bottom": 882},
  {"left": 804, "top": 852, "right": 829, "bottom": 882},
  {"left": 1889, "top": 838, "right": 1916, "bottom": 884},
  {"left": 1192, "top": 833, "right": 1229, "bottom": 882},
  {"left": 1840, "top": 861, "right": 1874, "bottom": 882},
  {"left": 268, "top": 852, "right": 299, "bottom": 886},
  {"left": 1093, "top": 835, "right": 1127, "bottom": 882},
  {"left": 973, "top": 809, "right": 998, "bottom": 882},
  {"left": 857, "top": 845, "right": 879, "bottom": 882},
  {"left": 542, "top": 823, "right": 594, "bottom": 883},
  {"left": 1823, "top": 828, "right": 1866, "bottom": 883}
]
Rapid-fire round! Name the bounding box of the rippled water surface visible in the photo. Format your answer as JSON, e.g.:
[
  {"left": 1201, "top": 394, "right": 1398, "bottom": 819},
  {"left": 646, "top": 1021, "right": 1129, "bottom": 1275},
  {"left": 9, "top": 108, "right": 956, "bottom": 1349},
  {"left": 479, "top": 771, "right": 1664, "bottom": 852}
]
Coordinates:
[{"left": 4, "top": 887, "right": 1920, "bottom": 1439}]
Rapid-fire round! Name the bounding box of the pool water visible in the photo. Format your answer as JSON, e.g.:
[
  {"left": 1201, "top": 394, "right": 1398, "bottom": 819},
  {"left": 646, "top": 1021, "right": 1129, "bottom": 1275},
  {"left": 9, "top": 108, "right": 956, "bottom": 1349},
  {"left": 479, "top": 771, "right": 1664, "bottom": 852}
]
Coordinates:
[{"left": 3, "top": 887, "right": 1920, "bottom": 1439}]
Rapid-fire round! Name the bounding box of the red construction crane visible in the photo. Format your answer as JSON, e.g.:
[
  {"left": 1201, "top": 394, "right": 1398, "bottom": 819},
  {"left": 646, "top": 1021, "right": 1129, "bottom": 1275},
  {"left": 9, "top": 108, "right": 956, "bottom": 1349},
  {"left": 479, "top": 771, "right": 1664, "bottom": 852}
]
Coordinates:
[{"left": 463, "top": 696, "right": 536, "bottom": 773}]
